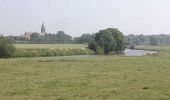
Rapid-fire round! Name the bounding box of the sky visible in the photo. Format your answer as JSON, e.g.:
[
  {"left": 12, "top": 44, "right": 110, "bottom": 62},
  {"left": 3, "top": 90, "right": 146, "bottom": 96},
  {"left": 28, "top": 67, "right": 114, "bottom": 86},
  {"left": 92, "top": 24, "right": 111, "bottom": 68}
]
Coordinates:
[{"left": 1, "top": 0, "right": 170, "bottom": 37}]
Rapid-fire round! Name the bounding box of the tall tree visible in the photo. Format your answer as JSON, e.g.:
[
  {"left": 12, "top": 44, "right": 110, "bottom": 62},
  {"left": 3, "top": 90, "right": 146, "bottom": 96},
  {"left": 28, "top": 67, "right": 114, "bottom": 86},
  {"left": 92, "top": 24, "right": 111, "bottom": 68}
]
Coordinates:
[
  {"left": 77, "top": 34, "right": 94, "bottom": 44},
  {"left": 106, "top": 28, "right": 125, "bottom": 53},
  {"left": 150, "top": 36, "right": 158, "bottom": 46},
  {"left": 88, "top": 28, "right": 125, "bottom": 54}
]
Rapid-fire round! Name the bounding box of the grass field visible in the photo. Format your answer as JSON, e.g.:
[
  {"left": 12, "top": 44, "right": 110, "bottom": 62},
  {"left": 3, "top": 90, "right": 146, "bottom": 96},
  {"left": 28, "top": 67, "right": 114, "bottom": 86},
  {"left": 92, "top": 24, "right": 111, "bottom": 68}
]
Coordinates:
[
  {"left": 13, "top": 44, "right": 92, "bottom": 58},
  {"left": 14, "top": 44, "right": 87, "bottom": 49},
  {"left": 0, "top": 45, "right": 170, "bottom": 100},
  {"left": 136, "top": 45, "right": 170, "bottom": 51}
]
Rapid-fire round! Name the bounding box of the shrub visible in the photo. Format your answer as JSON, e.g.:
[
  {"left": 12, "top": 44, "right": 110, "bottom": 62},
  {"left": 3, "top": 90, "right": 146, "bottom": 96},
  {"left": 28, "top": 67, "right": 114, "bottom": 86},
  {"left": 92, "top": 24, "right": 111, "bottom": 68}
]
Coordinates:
[
  {"left": 88, "top": 28, "right": 125, "bottom": 54},
  {"left": 0, "top": 37, "right": 16, "bottom": 58},
  {"left": 129, "top": 45, "right": 135, "bottom": 49}
]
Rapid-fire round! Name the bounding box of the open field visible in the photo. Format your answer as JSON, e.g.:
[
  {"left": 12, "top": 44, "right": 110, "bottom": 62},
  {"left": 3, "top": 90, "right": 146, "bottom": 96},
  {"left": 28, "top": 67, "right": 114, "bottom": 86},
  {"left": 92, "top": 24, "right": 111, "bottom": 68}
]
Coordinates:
[
  {"left": 0, "top": 45, "right": 170, "bottom": 100},
  {"left": 13, "top": 44, "right": 92, "bottom": 58},
  {"left": 14, "top": 44, "right": 87, "bottom": 49},
  {"left": 136, "top": 45, "right": 170, "bottom": 51}
]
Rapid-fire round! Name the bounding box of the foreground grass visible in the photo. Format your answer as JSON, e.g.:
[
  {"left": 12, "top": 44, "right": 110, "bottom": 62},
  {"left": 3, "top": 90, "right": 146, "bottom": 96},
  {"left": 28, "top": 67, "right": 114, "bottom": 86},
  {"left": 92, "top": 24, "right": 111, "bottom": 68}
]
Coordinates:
[
  {"left": 1, "top": 45, "right": 170, "bottom": 99},
  {"left": 0, "top": 50, "right": 170, "bottom": 100}
]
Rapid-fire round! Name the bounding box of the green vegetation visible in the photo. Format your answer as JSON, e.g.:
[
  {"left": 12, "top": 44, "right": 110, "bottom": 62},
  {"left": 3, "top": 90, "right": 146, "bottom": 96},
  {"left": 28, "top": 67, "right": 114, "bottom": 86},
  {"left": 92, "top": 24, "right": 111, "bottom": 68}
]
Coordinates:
[
  {"left": 6, "top": 33, "right": 170, "bottom": 45},
  {"left": 0, "top": 45, "right": 170, "bottom": 99},
  {"left": 150, "top": 36, "right": 158, "bottom": 46},
  {"left": 29, "top": 31, "right": 73, "bottom": 44},
  {"left": 89, "top": 28, "right": 125, "bottom": 54},
  {"left": 125, "top": 34, "right": 170, "bottom": 45},
  {"left": 8, "top": 31, "right": 73, "bottom": 44},
  {"left": 136, "top": 45, "right": 170, "bottom": 52},
  {"left": 74, "top": 34, "right": 94, "bottom": 44},
  {"left": 13, "top": 44, "right": 93, "bottom": 58},
  {"left": 0, "top": 37, "right": 16, "bottom": 58},
  {"left": 13, "top": 48, "right": 93, "bottom": 58},
  {"left": 14, "top": 44, "right": 87, "bottom": 49}
]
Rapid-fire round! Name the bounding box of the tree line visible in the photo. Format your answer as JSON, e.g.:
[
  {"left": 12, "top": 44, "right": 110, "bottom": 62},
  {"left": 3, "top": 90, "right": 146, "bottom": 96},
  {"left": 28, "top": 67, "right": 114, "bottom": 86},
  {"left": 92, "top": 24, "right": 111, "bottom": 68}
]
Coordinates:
[
  {"left": 125, "top": 34, "right": 170, "bottom": 46},
  {"left": 1, "top": 28, "right": 126, "bottom": 57},
  {"left": 5, "top": 31, "right": 170, "bottom": 46},
  {"left": 2, "top": 27, "right": 170, "bottom": 57}
]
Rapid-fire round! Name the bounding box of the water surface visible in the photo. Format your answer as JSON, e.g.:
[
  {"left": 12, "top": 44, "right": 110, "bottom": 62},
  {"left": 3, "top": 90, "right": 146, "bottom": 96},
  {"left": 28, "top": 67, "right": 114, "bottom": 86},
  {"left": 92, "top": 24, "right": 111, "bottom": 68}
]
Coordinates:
[{"left": 124, "top": 49, "right": 157, "bottom": 56}]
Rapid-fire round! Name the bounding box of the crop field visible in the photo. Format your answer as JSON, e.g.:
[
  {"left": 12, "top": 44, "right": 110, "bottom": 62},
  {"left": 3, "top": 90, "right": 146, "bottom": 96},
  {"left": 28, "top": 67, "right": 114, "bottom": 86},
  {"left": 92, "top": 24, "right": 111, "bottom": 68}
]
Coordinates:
[
  {"left": 0, "top": 45, "right": 170, "bottom": 100},
  {"left": 13, "top": 44, "right": 92, "bottom": 58},
  {"left": 14, "top": 44, "right": 87, "bottom": 49}
]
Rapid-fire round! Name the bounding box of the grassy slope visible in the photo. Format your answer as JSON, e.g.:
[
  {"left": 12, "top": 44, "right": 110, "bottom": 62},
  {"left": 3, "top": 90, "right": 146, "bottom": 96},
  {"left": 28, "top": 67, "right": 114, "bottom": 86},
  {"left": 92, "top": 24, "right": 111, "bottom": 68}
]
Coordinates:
[{"left": 0, "top": 45, "right": 170, "bottom": 100}]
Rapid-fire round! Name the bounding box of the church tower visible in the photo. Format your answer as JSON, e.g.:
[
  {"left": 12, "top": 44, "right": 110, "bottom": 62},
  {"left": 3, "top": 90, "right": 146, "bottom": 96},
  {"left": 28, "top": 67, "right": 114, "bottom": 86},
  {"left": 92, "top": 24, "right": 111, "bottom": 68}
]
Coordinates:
[{"left": 41, "top": 22, "right": 46, "bottom": 33}]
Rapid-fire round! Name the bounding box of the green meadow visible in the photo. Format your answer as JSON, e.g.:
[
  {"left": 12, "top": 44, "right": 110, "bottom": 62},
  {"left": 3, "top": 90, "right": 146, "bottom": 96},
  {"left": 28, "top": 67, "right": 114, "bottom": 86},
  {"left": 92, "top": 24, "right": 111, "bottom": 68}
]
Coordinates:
[{"left": 0, "top": 45, "right": 170, "bottom": 100}]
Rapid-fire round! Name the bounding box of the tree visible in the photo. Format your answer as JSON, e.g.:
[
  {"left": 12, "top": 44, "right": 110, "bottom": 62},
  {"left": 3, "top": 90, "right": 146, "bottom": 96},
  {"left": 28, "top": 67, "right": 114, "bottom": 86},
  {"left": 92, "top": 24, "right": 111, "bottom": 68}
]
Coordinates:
[
  {"left": 30, "top": 32, "right": 40, "bottom": 40},
  {"left": 0, "top": 37, "right": 16, "bottom": 58},
  {"left": 88, "top": 28, "right": 125, "bottom": 54},
  {"left": 106, "top": 28, "right": 125, "bottom": 53},
  {"left": 76, "top": 34, "right": 94, "bottom": 44},
  {"left": 56, "top": 31, "right": 72, "bottom": 43},
  {"left": 95, "top": 29, "right": 115, "bottom": 54},
  {"left": 150, "top": 36, "right": 158, "bottom": 46}
]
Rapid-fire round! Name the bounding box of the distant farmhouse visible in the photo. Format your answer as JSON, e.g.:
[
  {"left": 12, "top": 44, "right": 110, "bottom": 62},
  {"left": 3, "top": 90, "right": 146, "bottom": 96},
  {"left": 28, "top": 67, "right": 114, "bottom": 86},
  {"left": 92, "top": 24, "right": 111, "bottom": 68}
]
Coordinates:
[{"left": 20, "top": 22, "right": 47, "bottom": 40}]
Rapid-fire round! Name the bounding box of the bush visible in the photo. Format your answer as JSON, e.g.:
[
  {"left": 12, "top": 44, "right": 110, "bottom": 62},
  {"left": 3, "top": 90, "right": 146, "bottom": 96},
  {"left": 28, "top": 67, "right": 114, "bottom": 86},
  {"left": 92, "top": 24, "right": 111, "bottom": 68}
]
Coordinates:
[
  {"left": 129, "top": 45, "right": 135, "bottom": 49},
  {"left": 88, "top": 28, "right": 125, "bottom": 54},
  {"left": 0, "top": 37, "right": 16, "bottom": 58}
]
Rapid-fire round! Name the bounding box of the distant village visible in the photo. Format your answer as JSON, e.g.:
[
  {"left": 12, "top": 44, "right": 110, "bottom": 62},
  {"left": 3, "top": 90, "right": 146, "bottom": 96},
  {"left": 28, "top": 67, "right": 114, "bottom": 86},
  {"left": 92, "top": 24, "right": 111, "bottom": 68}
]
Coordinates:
[{"left": 20, "top": 22, "right": 47, "bottom": 40}]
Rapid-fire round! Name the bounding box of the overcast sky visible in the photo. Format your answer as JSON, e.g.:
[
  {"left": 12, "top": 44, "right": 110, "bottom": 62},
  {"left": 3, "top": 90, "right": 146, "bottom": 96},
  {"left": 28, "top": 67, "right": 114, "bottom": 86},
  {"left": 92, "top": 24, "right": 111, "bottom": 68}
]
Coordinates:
[{"left": 1, "top": 0, "right": 170, "bottom": 37}]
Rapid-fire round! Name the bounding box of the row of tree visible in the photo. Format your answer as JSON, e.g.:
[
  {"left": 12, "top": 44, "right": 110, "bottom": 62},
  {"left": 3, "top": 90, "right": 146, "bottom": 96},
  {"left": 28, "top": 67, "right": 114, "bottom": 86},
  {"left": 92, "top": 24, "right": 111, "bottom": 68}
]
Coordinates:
[
  {"left": 6, "top": 31, "right": 72, "bottom": 44},
  {"left": 0, "top": 28, "right": 125, "bottom": 57},
  {"left": 125, "top": 34, "right": 170, "bottom": 46},
  {"left": 2, "top": 27, "right": 170, "bottom": 57},
  {"left": 30, "top": 31, "right": 73, "bottom": 44},
  {"left": 76, "top": 34, "right": 170, "bottom": 46},
  {"left": 5, "top": 31, "right": 170, "bottom": 45}
]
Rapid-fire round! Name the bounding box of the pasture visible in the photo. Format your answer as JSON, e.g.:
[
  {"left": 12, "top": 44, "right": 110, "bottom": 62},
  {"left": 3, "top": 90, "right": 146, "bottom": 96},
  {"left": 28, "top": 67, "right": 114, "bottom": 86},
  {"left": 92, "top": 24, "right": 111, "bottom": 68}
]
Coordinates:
[{"left": 0, "top": 45, "right": 170, "bottom": 100}]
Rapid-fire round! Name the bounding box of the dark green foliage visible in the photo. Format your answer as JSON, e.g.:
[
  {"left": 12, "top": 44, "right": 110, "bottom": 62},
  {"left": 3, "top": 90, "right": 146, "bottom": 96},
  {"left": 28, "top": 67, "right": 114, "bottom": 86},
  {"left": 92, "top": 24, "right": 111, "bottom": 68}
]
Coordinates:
[
  {"left": 129, "top": 45, "right": 135, "bottom": 49},
  {"left": 8, "top": 31, "right": 73, "bottom": 44},
  {"left": 106, "top": 28, "right": 125, "bottom": 53},
  {"left": 30, "top": 32, "right": 40, "bottom": 40},
  {"left": 88, "top": 28, "right": 125, "bottom": 54},
  {"left": 5, "top": 33, "right": 170, "bottom": 45},
  {"left": 125, "top": 34, "right": 170, "bottom": 45},
  {"left": 125, "top": 34, "right": 148, "bottom": 45},
  {"left": 150, "top": 36, "right": 158, "bottom": 46},
  {"left": 0, "top": 37, "right": 16, "bottom": 58},
  {"left": 88, "top": 41, "right": 97, "bottom": 53},
  {"left": 74, "top": 34, "right": 94, "bottom": 44},
  {"left": 95, "top": 29, "right": 115, "bottom": 54}
]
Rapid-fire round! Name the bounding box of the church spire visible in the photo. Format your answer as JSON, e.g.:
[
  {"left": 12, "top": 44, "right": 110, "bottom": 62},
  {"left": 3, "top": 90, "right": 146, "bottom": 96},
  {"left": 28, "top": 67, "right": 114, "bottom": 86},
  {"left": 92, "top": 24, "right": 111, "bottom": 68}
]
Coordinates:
[{"left": 41, "top": 22, "right": 46, "bottom": 33}]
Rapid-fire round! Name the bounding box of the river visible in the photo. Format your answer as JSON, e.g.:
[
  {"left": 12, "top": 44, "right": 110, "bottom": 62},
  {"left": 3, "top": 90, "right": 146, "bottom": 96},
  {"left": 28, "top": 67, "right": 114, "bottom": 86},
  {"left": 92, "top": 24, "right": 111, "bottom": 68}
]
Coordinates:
[{"left": 123, "top": 49, "right": 157, "bottom": 56}]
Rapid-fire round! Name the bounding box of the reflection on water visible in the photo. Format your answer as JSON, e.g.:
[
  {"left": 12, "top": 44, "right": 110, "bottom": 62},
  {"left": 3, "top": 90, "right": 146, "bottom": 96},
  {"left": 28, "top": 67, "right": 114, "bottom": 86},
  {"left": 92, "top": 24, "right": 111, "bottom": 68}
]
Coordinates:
[{"left": 124, "top": 49, "right": 157, "bottom": 56}]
